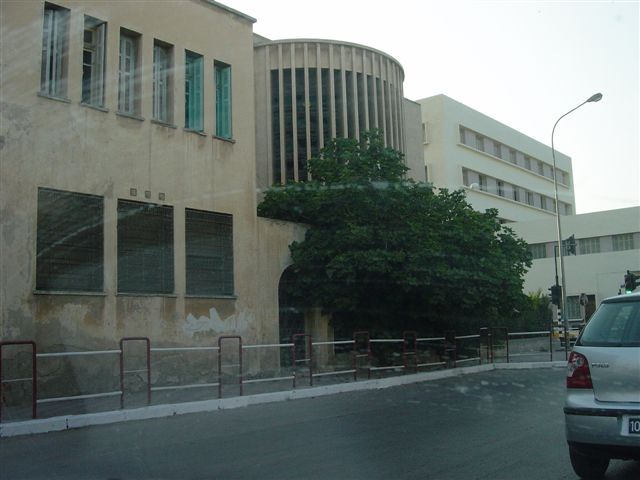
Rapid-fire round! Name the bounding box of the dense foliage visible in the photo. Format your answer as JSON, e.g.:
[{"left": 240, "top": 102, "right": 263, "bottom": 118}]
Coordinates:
[{"left": 258, "top": 131, "right": 532, "bottom": 335}]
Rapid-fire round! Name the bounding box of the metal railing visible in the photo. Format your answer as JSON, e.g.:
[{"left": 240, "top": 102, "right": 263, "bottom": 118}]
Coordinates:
[{"left": 0, "top": 327, "right": 559, "bottom": 422}]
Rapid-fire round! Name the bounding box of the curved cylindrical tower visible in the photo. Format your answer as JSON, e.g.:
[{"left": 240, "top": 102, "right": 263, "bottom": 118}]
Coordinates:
[{"left": 254, "top": 38, "right": 406, "bottom": 187}]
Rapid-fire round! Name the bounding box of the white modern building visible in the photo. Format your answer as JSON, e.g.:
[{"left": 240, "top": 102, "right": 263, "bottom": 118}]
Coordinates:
[
  {"left": 510, "top": 207, "right": 640, "bottom": 318},
  {"left": 417, "top": 94, "right": 575, "bottom": 223}
]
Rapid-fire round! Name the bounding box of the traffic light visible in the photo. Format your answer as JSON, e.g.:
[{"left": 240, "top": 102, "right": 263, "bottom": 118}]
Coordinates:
[
  {"left": 624, "top": 270, "right": 638, "bottom": 294},
  {"left": 549, "top": 284, "right": 562, "bottom": 306},
  {"left": 563, "top": 235, "right": 576, "bottom": 255}
]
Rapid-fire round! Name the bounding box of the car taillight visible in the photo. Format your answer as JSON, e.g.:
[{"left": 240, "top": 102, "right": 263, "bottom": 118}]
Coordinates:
[{"left": 566, "top": 351, "right": 593, "bottom": 389}]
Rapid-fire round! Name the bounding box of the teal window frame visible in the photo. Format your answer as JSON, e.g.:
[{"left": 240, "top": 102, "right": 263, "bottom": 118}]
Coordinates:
[
  {"left": 215, "top": 62, "right": 232, "bottom": 139},
  {"left": 185, "top": 51, "right": 203, "bottom": 131}
]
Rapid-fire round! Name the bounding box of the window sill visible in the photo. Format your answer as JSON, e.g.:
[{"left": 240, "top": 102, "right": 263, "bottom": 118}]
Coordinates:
[
  {"left": 37, "top": 92, "right": 71, "bottom": 104},
  {"left": 213, "top": 135, "right": 236, "bottom": 144},
  {"left": 184, "top": 128, "right": 207, "bottom": 136},
  {"left": 116, "top": 111, "right": 145, "bottom": 122},
  {"left": 33, "top": 290, "right": 107, "bottom": 296},
  {"left": 116, "top": 292, "right": 178, "bottom": 298},
  {"left": 185, "top": 294, "right": 237, "bottom": 300},
  {"left": 151, "top": 119, "right": 177, "bottom": 129},
  {"left": 80, "top": 102, "right": 109, "bottom": 113}
]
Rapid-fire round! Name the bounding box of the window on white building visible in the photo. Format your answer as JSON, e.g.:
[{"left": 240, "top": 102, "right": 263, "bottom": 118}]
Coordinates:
[
  {"left": 509, "top": 149, "right": 517, "bottom": 164},
  {"left": 475, "top": 134, "right": 484, "bottom": 151},
  {"left": 40, "top": 3, "right": 69, "bottom": 98},
  {"left": 497, "top": 181, "right": 504, "bottom": 197},
  {"left": 493, "top": 141, "right": 501, "bottom": 158},
  {"left": 528, "top": 243, "right": 546, "bottom": 260},
  {"left": 578, "top": 237, "right": 601, "bottom": 255},
  {"left": 612, "top": 233, "right": 635, "bottom": 251},
  {"left": 82, "top": 16, "right": 106, "bottom": 107}
]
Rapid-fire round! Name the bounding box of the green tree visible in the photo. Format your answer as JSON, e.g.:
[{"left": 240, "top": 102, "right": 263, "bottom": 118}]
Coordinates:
[{"left": 259, "top": 131, "right": 532, "bottom": 336}]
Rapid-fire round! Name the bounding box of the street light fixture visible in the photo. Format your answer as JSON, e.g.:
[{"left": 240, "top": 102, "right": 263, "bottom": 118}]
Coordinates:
[{"left": 551, "top": 92, "right": 602, "bottom": 359}]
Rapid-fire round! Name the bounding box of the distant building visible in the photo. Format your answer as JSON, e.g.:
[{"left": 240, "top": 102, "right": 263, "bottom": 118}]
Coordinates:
[
  {"left": 416, "top": 94, "right": 575, "bottom": 223},
  {"left": 510, "top": 207, "right": 640, "bottom": 317}
]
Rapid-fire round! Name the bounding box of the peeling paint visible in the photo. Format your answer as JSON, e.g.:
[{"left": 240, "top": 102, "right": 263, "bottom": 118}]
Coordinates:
[{"left": 182, "top": 308, "right": 251, "bottom": 337}]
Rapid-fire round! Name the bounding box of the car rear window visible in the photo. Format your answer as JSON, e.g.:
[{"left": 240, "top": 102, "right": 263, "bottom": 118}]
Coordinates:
[{"left": 578, "top": 301, "right": 640, "bottom": 347}]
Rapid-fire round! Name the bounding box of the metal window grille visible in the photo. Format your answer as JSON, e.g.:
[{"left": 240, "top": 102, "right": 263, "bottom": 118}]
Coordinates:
[
  {"left": 185, "top": 209, "right": 234, "bottom": 296},
  {"left": 36, "top": 188, "right": 103, "bottom": 292},
  {"left": 117, "top": 200, "right": 174, "bottom": 294}
]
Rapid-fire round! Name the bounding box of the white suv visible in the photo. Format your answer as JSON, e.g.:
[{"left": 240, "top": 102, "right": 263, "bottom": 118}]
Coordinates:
[{"left": 564, "top": 293, "right": 640, "bottom": 479}]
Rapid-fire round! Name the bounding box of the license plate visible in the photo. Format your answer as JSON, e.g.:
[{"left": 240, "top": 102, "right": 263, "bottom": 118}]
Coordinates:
[{"left": 628, "top": 418, "right": 640, "bottom": 435}]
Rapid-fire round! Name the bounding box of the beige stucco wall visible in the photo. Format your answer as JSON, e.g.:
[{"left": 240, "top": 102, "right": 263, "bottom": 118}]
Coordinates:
[
  {"left": 418, "top": 94, "right": 575, "bottom": 222},
  {"left": 0, "top": 0, "right": 299, "bottom": 361}
]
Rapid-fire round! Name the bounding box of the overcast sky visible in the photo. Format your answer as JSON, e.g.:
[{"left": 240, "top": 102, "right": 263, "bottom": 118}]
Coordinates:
[{"left": 226, "top": 0, "right": 639, "bottom": 215}]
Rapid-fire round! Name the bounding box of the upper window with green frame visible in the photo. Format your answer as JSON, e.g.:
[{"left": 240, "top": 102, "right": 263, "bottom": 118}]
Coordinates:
[
  {"left": 215, "top": 61, "right": 232, "bottom": 139},
  {"left": 185, "top": 51, "right": 203, "bottom": 131}
]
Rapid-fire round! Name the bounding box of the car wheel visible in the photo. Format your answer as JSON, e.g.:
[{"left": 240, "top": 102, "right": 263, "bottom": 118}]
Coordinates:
[{"left": 569, "top": 446, "right": 610, "bottom": 479}]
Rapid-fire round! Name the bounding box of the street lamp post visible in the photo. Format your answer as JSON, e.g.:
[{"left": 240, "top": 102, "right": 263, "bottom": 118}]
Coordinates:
[{"left": 551, "top": 92, "right": 602, "bottom": 359}]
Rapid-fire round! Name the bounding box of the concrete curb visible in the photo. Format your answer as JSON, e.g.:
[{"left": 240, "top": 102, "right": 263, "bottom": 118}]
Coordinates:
[{"left": 0, "top": 361, "right": 565, "bottom": 438}]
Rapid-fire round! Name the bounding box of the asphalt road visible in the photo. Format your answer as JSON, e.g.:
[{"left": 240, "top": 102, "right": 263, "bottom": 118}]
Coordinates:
[{"left": 1, "top": 368, "right": 638, "bottom": 480}]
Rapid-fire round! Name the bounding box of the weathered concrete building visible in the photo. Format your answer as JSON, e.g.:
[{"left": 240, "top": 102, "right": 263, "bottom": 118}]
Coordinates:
[
  {"left": 0, "top": 0, "right": 421, "bottom": 398},
  {"left": 0, "top": 0, "right": 306, "bottom": 373}
]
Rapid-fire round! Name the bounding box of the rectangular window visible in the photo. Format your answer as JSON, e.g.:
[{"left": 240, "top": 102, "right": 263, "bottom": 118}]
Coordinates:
[
  {"left": 540, "top": 196, "right": 546, "bottom": 210},
  {"left": 578, "top": 237, "right": 601, "bottom": 255},
  {"left": 566, "top": 296, "right": 581, "bottom": 320},
  {"left": 117, "top": 200, "right": 174, "bottom": 294},
  {"left": 215, "top": 62, "right": 232, "bottom": 139},
  {"left": 537, "top": 160, "right": 544, "bottom": 175},
  {"left": 513, "top": 187, "right": 520, "bottom": 202},
  {"left": 185, "top": 51, "right": 204, "bottom": 131},
  {"left": 153, "top": 41, "right": 173, "bottom": 123},
  {"left": 524, "top": 156, "right": 531, "bottom": 170},
  {"left": 612, "top": 233, "right": 635, "bottom": 251},
  {"left": 493, "top": 142, "right": 501, "bottom": 158},
  {"left": 509, "top": 149, "right": 517, "bottom": 164},
  {"left": 118, "top": 30, "right": 140, "bottom": 114},
  {"left": 497, "top": 181, "right": 504, "bottom": 197},
  {"left": 186, "top": 209, "right": 234, "bottom": 296},
  {"left": 41, "top": 3, "right": 69, "bottom": 97},
  {"left": 526, "top": 191, "right": 534, "bottom": 206},
  {"left": 36, "top": 188, "right": 103, "bottom": 292},
  {"left": 528, "top": 243, "right": 546, "bottom": 260},
  {"left": 459, "top": 126, "right": 466, "bottom": 144},
  {"left": 475, "top": 134, "right": 484, "bottom": 151},
  {"left": 478, "top": 174, "right": 487, "bottom": 191},
  {"left": 82, "top": 16, "right": 106, "bottom": 106}
]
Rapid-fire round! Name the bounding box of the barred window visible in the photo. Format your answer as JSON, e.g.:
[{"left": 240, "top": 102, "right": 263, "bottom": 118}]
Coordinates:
[
  {"left": 36, "top": 188, "right": 103, "bottom": 291},
  {"left": 578, "top": 237, "right": 600, "bottom": 255},
  {"left": 186, "top": 209, "right": 234, "bottom": 296},
  {"left": 117, "top": 200, "right": 173, "bottom": 294},
  {"left": 612, "top": 233, "right": 635, "bottom": 251}
]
